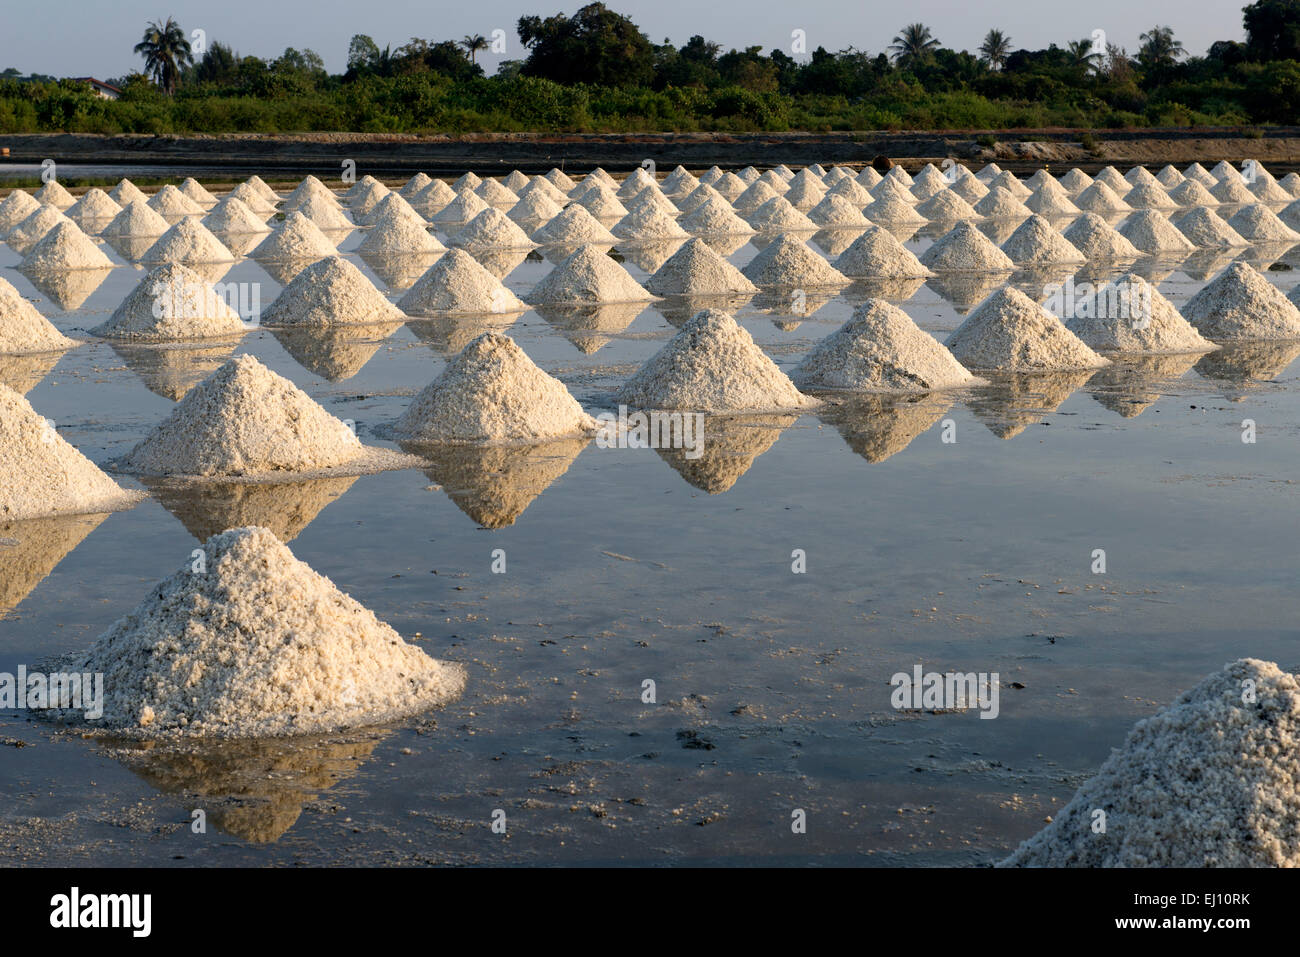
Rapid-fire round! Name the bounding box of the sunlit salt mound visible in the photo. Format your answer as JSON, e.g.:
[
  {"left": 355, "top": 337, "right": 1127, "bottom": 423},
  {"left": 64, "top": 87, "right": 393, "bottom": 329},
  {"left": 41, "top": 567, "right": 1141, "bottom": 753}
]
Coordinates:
[
  {"left": 1210, "top": 176, "right": 1255, "bottom": 204},
  {"left": 261, "top": 256, "right": 403, "bottom": 328},
  {"left": 1181, "top": 162, "right": 1216, "bottom": 187},
  {"left": 662, "top": 165, "right": 699, "bottom": 195},
  {"left": 1172, "top": 207, "right": 1249, "bottom": 248},
  {"left": 1281, "top": 172, "right": 1300, "bottom": 197},
  {"left": 446, "top": 206, "right": 535, "bottom": 250},
  {"left": 1167, "top": 179, "right": 1219, "bottom": 207},
  {"left": 108, "top": 179, "right": 148, "bottom": 207},
  {"left": 1073, "top": 182, "right": 1132, "bottom": 215},
  {"left": 1063, "top": 274, "right": 1218, "bottom": 354},
  {"left": 0, "top": 189, "right": 41, "bottom": 235},
  {"left": 0, "top": 277, "right": 77, "bottom": 353},
  {"left": 473, "top": 179, "right": 517, "bottom": 209},
  {"left": 832, "top": 226, "right": 932, "bottom": 278},
  {"left": 617, "top": 308, "right": 816, "bottom": 413},
  {"left": 100, "top": 199, "right": 170, "bottom": 239},
  {"left": 6, "top": 206, "right": 73, "bottom": 254},
  {"left": 394, "top": 332, "right": 595, "bottom": 444},
  {"left": 741, "top": 233, "right": 848, "bottom": 288},
  {"left": 90, "top": 263, "right": 245, "bottom": 341},
  {"left": 862, "top": 196, "right": 926, "bottom": 227},
  {"left": 350, "top": 181, "right": 392, "bottom": 220},
  {"left": 398, "top": 248, "right": 526, "bottom": 316},
  {"left": 679, "top": 196, "right": 754, "bottom": 235},
  {"left": 507, "top": 190, "right": 562, "bottom": 226},
  {"left": 1123, "top": 182, "right": 1179, "bottom": 211},
  {"left": 431, "top": 188, "right": 490, "bottom": 228},
  {"left": 1250, "top": 175, "right": 1294, "bottom": 203},
  {"left": 545, "top": 167, "right": 578, "bottom": 192},
  {"left": 224, "top": 182, "right": 277, "bottom": 215},
  {"left": 287, "top": 193, "right": 352, "bottom": 231},
  {"left": 913, "top": 189, "right": 979, "bottom": 222},
  {"left": 1000, "top": 214, "right": 1086, "bottom": 266},
  {"left": 177, "top": 178, "right": 217, "bottom": 207},
  {"left": 983, "top": 171, "right": 1029, "bottom": 201},
  {"left": 146, "top": 184, "right": 205, "bottom": 218},
  {"left": 502, "top": 170, "right": 530, "bottom": 193},
  {"left": 33, "top": 180, "right": 75, "bottom": 209},
  {"left": 611, "top": 205, "right": 689, "bottom": 242},
  {"left": 281, "top": 175, "right": 336, "bottom": 212},
  {"left": 142, "top": 217, "right": 236, "bottom": 267},
  {"left": 0, "top": 384, "right": 139, "bottom": 520},
  {"left": 1062, "top": 212, "right": 1142, "bottom": 260},
  {"left": 1058, "top": 168, "right": 1093, "bottom": 194},
  {"left": 947, "top": 286, "right": 1109, "bottom": 371},
  {"left": 117, "top": 354, "right": 402, "bottom": 478},
  {"left": 531, "top": 204, "right": 617, "bottom": 245},
  {"left": 1118, "top": 209, "right": 1196, "bottom": 255},
  {"left": 1024, "top": 180, "right": 1081, "bottom": 217},
  {"left": 1227, "top": 203, "right": 1300, "bottom": 242},
  {"left": 251, "top": 211, "right": 336, "bottom": 261},
  {"left": 645, "top": 238, "right": 758, "bottom": 296},
  {"left": 792, "top": 299, "right": 977, "bottom": 393},
  {"left": 65, "top": 188, "right": 122, "bottom": 229},
  {"left": 526, "top": 244, "right": 655, "bottom": 305},
  {"left": 202, "top": 196, "right": 272, "bottom": 234},
  {"left": 357, "top": 210, "right": 445, "bottom": 255},
  {"left": 1002, "top": 659, "right": 1300, "bottom": 867},
  {"left": 49, "top": 525, "right": 466, "bottom": 738},
  {"left": 1181, "top": 262, "right": 1300, "bottom": 341},
  {"left": 20, "top": 221, "right": 114, "bottom": 271},
  {"left": 920, "top": 220, "right": 1015, "bottom": 272},
  {"left": 971, "top": 186, "right": 1030, "bottom": 220}
]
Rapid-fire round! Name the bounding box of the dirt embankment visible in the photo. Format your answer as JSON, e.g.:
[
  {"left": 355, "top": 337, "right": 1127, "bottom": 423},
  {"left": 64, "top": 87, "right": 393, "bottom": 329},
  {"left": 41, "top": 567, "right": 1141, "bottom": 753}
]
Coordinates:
[{"left": 4, "top": 129, "right": 1300, "bottom": 175}]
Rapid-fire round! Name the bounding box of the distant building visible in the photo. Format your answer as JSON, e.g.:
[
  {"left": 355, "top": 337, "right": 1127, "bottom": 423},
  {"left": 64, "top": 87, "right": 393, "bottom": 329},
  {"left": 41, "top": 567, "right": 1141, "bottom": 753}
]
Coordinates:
[{"left": 72, "top": 77, "right": 121, "bottom": 100}]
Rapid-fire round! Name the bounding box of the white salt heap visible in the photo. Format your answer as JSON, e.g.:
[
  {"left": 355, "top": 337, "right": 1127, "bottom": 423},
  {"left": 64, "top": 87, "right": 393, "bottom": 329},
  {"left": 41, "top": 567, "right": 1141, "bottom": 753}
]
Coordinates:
[
  {"left": 293, "top": 193, "right": 353, "bottom": 231},
  {"left": 503, "top": 170, "right": 530, "bottom": 192},
  {"left": 148, "top": 184, "right": 205, "bottom": 217},
  {"left": 252, "top": 211, "right": 337, "bottom": 261},
  {"left": 740, "top": 234, "right": 848, "bottom": 287},
  {"left": 612, "top": 204, "right": 689, "bottom": 241},
  {"left": 1002, "top": 659, "right": 1300, "bottom": 867},
  {"left": 679, "top": 196, "right": 754, "bottom": 235},
  {"left": 66, "top": 188, "right": 122, "bottom": 228},
  {"left": 245, "top": 175, "right": 279, "bottom": 204},
  {"left": 781, "top": 177, "right": 827, "bottom": 210},
  {"left": 645, "top": 238, "right": 758, "bottom": 295},
  {"left": 1062, "top": 213, "right": 1142, "bottom": 260},
  {"left": 833, "top": 226, "right": 932, "bottom": 278},
  {"left": 914, "top": 190, "right": 979, "bottom": 221},
  {"left": 1118, "top": 210, "right": 1195, "bottom": 254},
  {"left": 261, "top": 256, "right": 404, "bottom": 328},
  {"left": 400, "top": 172, "right": 434, "bottom": 198},
  {"left": 571, "top": 185, "right": 628, "bottom": 219},
  {"left": 1173, "top": 207, "right": 1249, "bottom": 247},
  {"left": 733, "top": 181, "right": 782, "bottom": 213},
  {"left": 869, "top": 177, "right": 916, "bottom": 205},
  {"left": 808, "top": 193, "right": 872, "bottom": 227},
  {"left": 1058, "top": 169, "right": 1093, "bottom": 194},
  {"left": 617, "top": 308, "right": 816, "bottom": 413},
  {"left": 1093, "top": 167, "right": 1131, "bottom": 193},
  {"left": 283, "top": 176, "right": 339, "bottom": 212},
  {"left": 357, "top": 210, "right": 445, "bottom": 255},
  {"left": 49, "top": 525, "right": 465, "bottom": 738},
  {"left": 1155, "top": 164, "right": 1185, "bottom": 188},
  {"left": 455, "top": 171, "right": 486, "bottom": 192},
  {"left": 508, "top": 190, "right": 562, "bottom": 226},
  {"left": 34, "top": 181, "right": 75, "bottom": 208},
  {"left": 360, "top": 192, "right": 422, "bottom": 228},
  {"left": 1024, "top": 180, "right": 1081, "bottom": 217},
  {"left": 1000, "top": 215, "right": 1086, "bottom": 266},
  {"left": 21, "top": 221, "right": 114, "bottom": 271},
  {"left": 1181, "top": 262, "right": 1300, "bottom": 340},
  {"left": 1074, "top": 182, "right": 1132, "bottom": 214},
  {"left": 1249, "top": 176, "right": 1293, "bottom": 203},
  {"left": 225, "top": 182, "right": 277, "bottom": 215},
  {"left": 948, "top": 175, "right": 989, "bottom": 204},
  {"left": 349, "top": 180, "right": 391, "bottom": 219},
  {"left": 863, "top": 196, "right": 926, "bottom": 226},
  {"left": 0, "top": 190, "right": 42, "bottom": 235},
  {"left": 1211, "top": 177, "right": 1255, "bottom": 204},
  {"left": 142, "top": 217, "right": 235, "bottom": 265},
  {"left": 545, "top": 168, "right": 577, "bottom": 191},
  {"left": 1183, "top": 162, "right": 1217, "bottom": 187},
  {"left": 394, "top": 332, "right": 595, "bottom": 444},
  {"left": 109, "top": 179, "right": 149, "bottom": 207},
  {"left": 0, "top": 384, "right": 139, "bottom": 520},
  {"left": 432, "top": 189, "right": 490, "bottom": 228},
  {"left": 6, "top": 207, "right": 73, "bottom": 254},
  {"left": 526, "top": 244, "right": 655, "bottom": 305},
  {"left": 1063, "top": 273, "right": 1218, "bottom": 354},
  {"left": 1168, "top": 179, "right": 1219, "bottom": 207},
  {"left": 398, "top": 248, "right": 527, "bottom": 315},
  {"left": 202, "top": 196, "right": 272, "bottom": 234},
  {"left": 973, "top": 186, "right": 1031, "bottom": 219},
  {"left": 1124, "top": 166, "right": 1159, "bottom": 188},
  {"left": 0, "top": 277, "right": 77, "bottom": 353},
  {"left": 450, "top": 207, "right": 537, "bottom": 249},
  {"left": 792, "top": 299, "right": 977, "bottom": 392},
  {"left": 102, "top": 200, "right": 170, "bottom": 238},
  {"left": 1227, "top": 203, "right": 1300, "bottom": 242},
  {"left": 532, "top": 204, "right": 618, "bottom": 245},
  {"left": 179, "top": 178, "right": 217, "bottom": 206},
  {"left": 476, "top": 179, "right": 519, "bottom": 206},
  {"left": 920, "top": 221, "right": 1015, "bottom": 272},
  {"left": 988, "top": 171, "right": 1031, "bottom": 200},
  {"left": 1124, "top": 182, "right": 1178, "bottom": 210},
  {"left": 616, "top": 168, "right": 656, "bottom": 198},
  {"left": 90, "top": 263, "right": 245, "bottom": 340},
  {"left": 946, "top": 286, "right": 1109, "bottom": 371}
]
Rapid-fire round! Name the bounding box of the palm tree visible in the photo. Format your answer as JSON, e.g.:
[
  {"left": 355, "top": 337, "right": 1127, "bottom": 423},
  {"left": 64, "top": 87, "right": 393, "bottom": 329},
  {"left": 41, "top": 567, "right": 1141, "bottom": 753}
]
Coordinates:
[
  {"left": 1138, "top": 26, "right": 1184, "bottom": 68},
  {"left": 979, "top": 29, "right": 1012, "bottom": 70},
  {"left": 1066, "top": 38, "right": 1105, "bottom": 73},
  {"left": 133, "top": 17, "right": 193, "bottom": 95},
  {"left": 461, "top": 34, "right": 489, "bottom": 64},
  {"left": 889, "top": 24, "right": 939, "bottom": 66}
]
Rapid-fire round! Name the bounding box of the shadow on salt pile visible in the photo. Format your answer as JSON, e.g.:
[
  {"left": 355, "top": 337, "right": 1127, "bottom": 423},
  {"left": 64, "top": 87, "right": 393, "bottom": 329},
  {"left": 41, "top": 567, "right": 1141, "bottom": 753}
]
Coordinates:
[
  {"left": 0, "top": 512, "right": 109, "bottom": 619},
  {"left": 269, "top": 321, "right": 402, "bottom": 382},
  {"left": 1194, "top": 341, "right": 1300, "bottom": 398},
  {"left": 142, "top": 474, "right": 358, "bottom": 543},
  {"left": 963, "top": 370, "right": 1097, "bottom": 439},
  {"left": 813, "top": 392, "right": 952, "bottom": 463},
  {"left": 21, "top": 268, "right": 114, "bottom": 313},
  {"left": 654, "top": 413, "right": 797, "bottom": 494},
  {"left": 1084, "top": 354, "right": 1202, "bottom": 418},
  {"left": 532, "top": 303, "right": 647, "bottom": 354},
  {"left": 108, "top": 339, "right": 243, "bottom": 401}
]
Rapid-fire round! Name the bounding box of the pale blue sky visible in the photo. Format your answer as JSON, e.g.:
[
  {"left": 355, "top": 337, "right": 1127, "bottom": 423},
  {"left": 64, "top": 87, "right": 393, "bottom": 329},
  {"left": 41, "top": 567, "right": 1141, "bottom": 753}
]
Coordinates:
[{"left": 3, "top": 0, "right": 1246, "bottom": 80}]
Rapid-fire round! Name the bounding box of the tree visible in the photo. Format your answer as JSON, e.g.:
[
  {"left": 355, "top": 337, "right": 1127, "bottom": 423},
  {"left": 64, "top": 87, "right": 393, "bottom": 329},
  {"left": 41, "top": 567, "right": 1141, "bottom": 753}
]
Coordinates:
[
  {"left": 461, "top": 35, "right": 489, "bottom": 63},
  {"left": 1137, "top": 26, "right": 1184, "bottom": 68},
  {"left": 133, "top": 17, "right": 193, "bottom": 95},
  {"left": 1243, "top": 0, "right": 1300, "bottom": 61},
  {"left": 517, "top": 3, "right": 655, "bottom": 87},
  {"left": 347, "top": 35, "right": 381, "bottom": 73},
  {"left": 979, "top": 29, "right": 1012, "bottom": 70},
  {"left": 889, "top": 24, "right": 939, "bottom": 67},
  {"left": 191, "top": 41, "right": 238, "bottom": 86},
  {"left": 1066, "top": 37, "right": 1105, "bottom": 72}
]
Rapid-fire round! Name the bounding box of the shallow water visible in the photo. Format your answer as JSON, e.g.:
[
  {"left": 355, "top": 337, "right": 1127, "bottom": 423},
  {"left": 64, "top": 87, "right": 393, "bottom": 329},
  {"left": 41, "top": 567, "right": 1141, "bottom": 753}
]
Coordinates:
[{"left": 2, "top": 200, "right": 1299, "bottom": 866}]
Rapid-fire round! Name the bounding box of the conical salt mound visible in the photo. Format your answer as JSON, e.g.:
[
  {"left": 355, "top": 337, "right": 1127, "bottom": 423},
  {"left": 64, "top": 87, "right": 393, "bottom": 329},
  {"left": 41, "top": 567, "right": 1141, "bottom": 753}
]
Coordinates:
[
  {"left": 147, "top": 184, "right": 205, "bottom": 217},
  {"left": 1063, "top": 273, "right": 1218, "bottom": 354},
  {"left": 475, "top": 179, "right": 519, "bottom": 208},
  {"left": 350, "top": 181, "right": 391, "bottom": 219},
  {"left": 678, "top": 183, "right": 725, "bottom": 213},
  {"left": 1183, "top": 162, "right": 1217, "bottom": 187},
  {"left": 345, "top": 174, "right": 384, "bottom": 203},
  {"left": 805, "top": 192, "right": 872, "bottom": 228},
  {"left": 1155, "top": 164, "right": 1185, "bottom": 188},
  {"left": 117, "top": 354, "right": 386, "bottom": 477},
  {"left": 502, "top": 170, "right": 530, "bottom": 192},
  {"left": 947, "top": 286, "right": 1109, "bottom": 371},
  {"left": 1000, "top": 214, "right": 1086, "bottom": 266},
  {"left": 357, "top": 212, "right": 445, "bottom": 255},
  {"left": 662, "top": 165, "right": 699, "bottom": 194},
  {"left": 914, "top": 189, "right": 979, "bottom": 222},
  {"left": 178, "top": 177, "right": 217, "bottom": 206},
  {"left": 0, "top": 190, "right": 42, "bottom": 235},
  {"left": 398, "top": 248, "right": 527, "bottom": 316},
  {"left": 282, "top": 175, "right": 338, "bottom": 212},
  {"left": 431, "top": 189, "right": 490, "bottom": 227},
  {"left": 508, "top": 190, "right": 562, "bottom": 226},
  {"left": 1123, "top": 166, "right": 1159, "bottom": 188},
  {"left": 741, "top": 234, "right": 848, "bottom": 287},
  {"left": 394, "top": 332, "right": 594, "bottom": 444},
  {"left": 545, "top": 168, "right": 577, "bottom": 191},
  {"left": 734, "top": 180, "right": 782, "bottom": 213},
  {"left": 987, "top": 171, "right": 1031, "bottom": 200},
  {"left": 20, "top": 221, "right": 114, "bottom": 271},
  {"left": 711, "top": 172, "right": 748, "bottom": 202},
  {"left": 1168, "top": 179, "right": 1219, "bottom": 207},
  {"left": 827, "top": 177, "right": 874, "bottom": 205},
  {"left": 90, "top": 263, "right": 245, "bottom": 341},
  {"left": 920, "top": 220, "right": 1015, "bottom": 272},
  {"left": 0, "top": 277, "right": 77, "bottom": 353},
  {"left": 972, "top": 186, "right": 1030, "bottom": 219},
  {"left": 1182, "top": 262, "right": 1300, "bottom": 340},
  {"left": 624, "top": 186, "right": 679, "bottom": 218},
  {"left": 1250, "top": 176, "right": 1293, "bottom": 203},
  {"left": 108, "top": 179, "right": 149, "bottom": 207},
  {"left": 1062, "top": 212, "right": 1142, "bottom": 260},
  {"left": 452, "top": 171, "right": 484, "bottom": 192},
  {"left": 66, "top": 188, "right": 122, "bottom": 228},
  {"left": 833, "top": 225, "right": 932, "bottom": 278},
  {"left": 531, "top": 203, "right": 617, "bottom": 245},
  {"left": 645, "top": 238, "right": 758, "bottom": 295},
  {"left": 1118, "top": 209, "right": 1196, "bottom": 255},
  {"left": 359, "top": 192, "right": 422, "bottom": 229},
  {"left": 33, "top": 180, "right": 75, "bottom": 208},
  {"left": 225, "top": 182, "right": 277, "bottom": 215},
  {"left": 1093, "top": 167, "right": 1131, "bottom": 193},
  {"left": 1227, "top": 203, "right": 1300, "bottom": 242},
  {"left": 863, "top": 196, "right": 926, "bottom": 226},
  {"left": 262, "top": 257, "right": 403, "bottom": 328},
  {"left": 400, "top": 172, "right": 434, "bottom": 198},
  {"left": 618, "top": 308, "right": 816, "bottom": 413},
  {"left": 526, "top": 244, "right": 655, "bottom": 305},
  {"left": 612, "top": 205, "right": 689, "bottom": 241},
  {"left": 1281, "top": 172, "right": 1300, "bottom": 197},
  {"left": 203, "top": 196, "right": 272, "bottom": 234},
  {"left": 1058, "top": 169, "right": 1093, "bottom": 194},
  {"left": 1211, "top": 177, "right": 1255, "bottom": 204},
  {"left": 1278, "top": 198, "right": 1300, "bottom": 232},
  {"left": 1074, "top": 182, "right": 1132, "bottom": 214},
  {"left": 244, "top": 175, "right": 280, "bottom": 203},
  {"left": 1173, "top": 207, "right": 1249, "bottom": 247},
  {"left": 522, "top": 176, "right": 567, "bottom": 205},
  {"left": 6, "top": 206, "right": 73, "bottom": 254},
  {"left": 1001, "top": 659, "right": 1300, "bottom": 867},
  {"left": 1025, "top": 181, "right": 1081, "bottom": 217},
  {"left": 142, "top": 217, "right": 235, "bottom": 265},
  {"left": 869, "top": 177, "right": 916, "bottom": 205},
  {"left": 1124, "top": 182, "right": 1178, "bottom": 210},
  {"left": 0, "top": 384, "right": 138, "bottom": 520},
  {"left": 49, "top": 525, "right": 465, "bottom": 737},
  {"left": 679, "top": 196, "right": 754, "bottom": 235},
  {"left": 448, "top": 207, "right": 537, "bottom": 250},
  {"left": 252, "top": 211, "right": 336, "bottom": 261},
  {"left": 291, "top": 193, "right": 352, "bottom": 231},
  {"left": 101, "top": 199, "right": 170, "bottom": 239},
  {"left": 792, "top": 299, "right": 977, "bottom": 392},
  {"left": 572, "top": 186, "right": 629, "bottom": 219}
]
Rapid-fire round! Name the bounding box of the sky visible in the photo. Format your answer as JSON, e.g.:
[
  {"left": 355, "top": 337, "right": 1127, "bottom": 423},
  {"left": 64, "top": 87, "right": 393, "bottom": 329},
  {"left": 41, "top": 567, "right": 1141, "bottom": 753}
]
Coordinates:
[{"left": 2, "top": 0, "right": 1247, "bottom": 81}]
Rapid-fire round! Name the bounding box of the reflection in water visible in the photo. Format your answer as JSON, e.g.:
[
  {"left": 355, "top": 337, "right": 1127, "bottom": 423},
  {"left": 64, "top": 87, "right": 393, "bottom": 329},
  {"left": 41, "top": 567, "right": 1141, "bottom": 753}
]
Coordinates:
[
  {"left": 1124, "top": 258, "right": 1176, "bottom": 284},
  {"left": 402, "top": 437, "right": 588, "bottom": 528},
  {"left": 357, "top": 251, "right": 444, "bottom": 292},
  {"left": 102, "top": 234, "right": 161, "bottom": 263},
  {"left": 143, "top": 474, "right": 358, "bottom": 542},
  {"left": 255, "top": 256, "right": 327, "bottom": 286},
  {"left": 0, "top": 512, "right": 108, "bottom": 616},
  {"left": 841, "top": 277, "right": 926, "bottom": 304},
  {"left": 109, "top": 339, "right": 242, "bottom": 400},
  {"left": 1086, "top": 354, "right": 1201, "bottom": 418},
  {"left": 270, "top": 321, "right": 402, "bottom": 381},
  {"left": 696, "top": 233, "right": 750, "bottom": 258},
  {"left": 617, "top": 240, "right": 686, "bottom": 274},
  {"left": 656, "top": 414, "right": 796, "bottom": 493},
  {"left": 404, "top": 314, "right": 518, "bottom": 356},
  {"left": 964, "top": 370, "right": 1096, "bottom": 439},
  {"left": 1194, "top": 341, "right": 1300, "bottom": 398},
  {"left": 751, "top": 289, "right": 833, "bottom": 319},
  {"left": 532, "top": 303, "right": 646, "bottom": 354},
  {"left": 1177, "top": 248, "right": 1237, "bottom": 281},
  {"left": 811, "top": 228, "right": 867, "bottom": 258},
  {"left": 924, "top": 272, "right": 1010, "bottom": 314},
  {"left": 655, "top": 294, "right": 754, "bottom": 328},
  {"left": 815, "top": 392, "right": 952, "bottom": 463},
  {"left": 0, "top": 349, "right": 68, "bottom": 394},
  {"left": 20, "top": 268, "right": 114, "bottom": 312},
  {"left": 463, "top": 247, "right": 529, "bottom": 281},
  {"left": 214, "top": 231, "right": 265, "bottom": 258},
  {"left": 1232, "top": 241, "right": 1297, "bottom": 271},
  {"left": 976, "top": 218, "right": 1023, "bottom": 246}
]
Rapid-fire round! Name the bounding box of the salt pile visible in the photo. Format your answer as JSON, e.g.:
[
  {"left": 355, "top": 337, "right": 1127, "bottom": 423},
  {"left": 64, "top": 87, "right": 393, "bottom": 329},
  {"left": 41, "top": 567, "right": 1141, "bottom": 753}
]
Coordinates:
[
  {"left": 645, "top": 238, "right": 758, "bottom": 295},
  {"left": 1002, "top": 659, "right": 1300, "bottom": 867},
  {"left": 988, "top": 171, "right": 1031, "bottom": 200},
  {"left": 90, "top": 263, "right": 245, "bottom": 341},
  {"left": 432, "top": 189, "right": 490, "bottom": 228},
  {"left": 883, "top": 166, "right": 914, "bottom": 187},
  {"left": 0, "top": 384, "right": 139, "bottom": 520},
  {"left": 808, "top": 193, "right": 872, "bottom": 227},
  {"left": 1063, "top": 273, "right": 1217, "bottom": 354},
  {"left": 747, "top": 196, "right": 818, "bottom": 231},
  {"left": 507, "top": 190, "right": 562, "bottom": 226},
  {"left": 741, "top": 234, "right": 848, "bottom": 287},
  {"left": 616, "top": 167, "right": 658, "bottom": 198},
  {"left": 411, "top": 178, "right": 460, "bottom": 213},
  {"left": 66, "top": 188, "right": 122, "bottom": 228},
  {"left": 1058, "top": 169, "right": 1093, "bottom": 194},
  {"left": 349, "top": 180, "right": 391, "bottom": 219},
  {"left": 141, "top": 217, "right": 236, "bottom": 265},
  {"left": 148, "top": 184, "right": 205, "bottom": 217},
  {"left": 1211, "top": 177, "right": 1255, "bottom": 204},
  {"left": 0, "top": 277, "right": 77, "bottom": 353},
  {"left": 394, "top": 332, "right": 594, "bottom": 444},
  {"left": 283, "top": 177, "right": 340, "bottom": 212},
  {"left": 262, "top": 257, "right": 404, "bottom": 328},
  {"left": 571, "top": 186, "right": 628, "bottom": 219},
  {"left": 252, "top": 211, "right": 337, "bottom": 261},
  {"left": 526, "top": 244, "right": 655, "bottom": 304},
  {"left": 662, "top": 166, "right": 700, "bottom": 197},
  {"left": 1173, "top": 207, "right": 1249, "bottom": 247},
  {"left": 1124, "top": 182, "right": 1178, "bottom": 210},
  {"left": 975, "top": 163, "right": 1003, "bottom": 182},
  {"left": 833, "top": 226, "right": 932, "bottom": 278},
  {"left": 359, "top": 193, "right": 422, "bottom": 229},
  {"left": 1279, "top": 198, "right": 1300, "bottom": 231},
  {"left": 856, "top": 166, "right": 883, "bottom": 188},
  {"left": 711, "top": 172, "right": 747, "bottom": 203},
  {"left": 202, "top": 196, "right": 272, "bottom": 234},
  {"left": 33, "top": 181, "right": 75, "bottom": 208},
  {"left": 863, "top": 196, "right": 926, "bottom": 226},
  {"left": 449, "top": 207, "right": 537, "bottom": 250},
  {"left": 6, "top": 206, "right": 73, "bottom": 254},
  {"left": 617, "top": 308, "right": 816, "bottom": 413},
  {"left": 909, "top": 173, "right": 947, "bottom": 202},
  {"left": 102, "top": 200, "right": 170, "bottom": 238},
  {"left": 1183, "top": 162, "right": 1217, "bottom": 187},
  {"left": 828, "top": 178, "right": 874, "bottom": 206},
  {"left": 1124, "top": 166, "right": 1159, "bottom": 188},
  {"left": 449, "top": 172, "right": 482, "bottom": 194},
  {"left": 245, "top": 175, "right": 279, "bottom": 203},
  {"left": 1061, "top": 213, "right": 1142, "bottom": 260},
  {"left": 1093, "top": 167, "right": 1131, "bottom": 194},
  {"left": 946, "top": 286, "right": 1109, "bottom": 371},
  {"left": 1168, "top": 179, "right": 1219, "bottom": 207},
  {"left": 1000, "top": 215, "right": 1086, "bottom": 266},
  {"left": 612, "top": 205, "right": 690, "bottom": 241},
  {"left": 225, "top": 182, "right": 277, "bottom": 215},
  {"left": 973, "top": 186, "right": 1031, "bottom": 219},
  {"left": 1154, "top": 164, "right": 1185, "bottom": 189},
  {"left": 0, "top": 190, "right": 41, "bottom": 235},
  {"left": 920, "top": 221, "right": 1015, "bottom": 272},
  {"left": 531, "top": 204, "right": 618, "bottom": 245},
  {"left": 476, "top": 179, "right": 520, "bottom": 207},
  {"left": 21, "top": 221, "right": 114, "bottom": 271},
  {"left": 678, "top": 196, "right": 755, "bottom": 236},
  {"left": 869, "top": 177, "right": 916, "bottom": 206},
  {"left": 733, "top": 180, "right": 781, "bottom": 213},
  {"left": 783, "top": 177, "right": 828, "bottom": 211},
  {"left": 1227, "top": 203, "right": 1300, "bottom": 242},
  {"left": 357, "top": 210, "right": 445, "bottom": 255},
  {"left": 502, "top": 170, "right": 531, "bottom": 192},
  {"left": 117, "top": 354, "right": 398, "bottom": 478},
  {"left": 1024, "top": 180, "right": 1080, "bottom": 217},
  {"left": 623, "top": 187, "right": 679, "bottom": 218},
  {"left": 1249, "top": 176, "right": 1293, "bottom": 203},
  {"left": 678, "top": 183, "right": 725, "bottom": 213},
  {"left": 1281, "top": 172, "right": 1300, "bottom": 197},
  {"left": 178, "top": 178, "right": 217, "bottom": 206},
  {"left": 792, "top": 299, "right": 977, "bottom": 392},
  {"left": 698, "top": 167, "right": 724, "bottom": 187},
  {"left": 914, "top": 190, "right": 978, "bottom": 221},
  {"left": 1118, "top": 210, "right": 1196, "bottom": 255},
  {"left": 1074, "top": 182, "right": 1132, "bottom": 214},
  {"left": 109, "top": 179, "right": 149, "bottom": 207},
  {"left": 399, "top": 172, "right": 434, "bottom": 198},
  {"left": 398, "top": 248, "right": 527, "bottom": 315},
  {"left": 47, "top": 525, "right": 464, "bottom": 738},
  {"left": 545, "top": 168, "right": 577, "bottom": 192},
  {"left": 293, "top": 193, "right": 353, "bottom": 231},
  {"left": 1181, "top": 262, "right": 1300, "bottom": 340}
]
